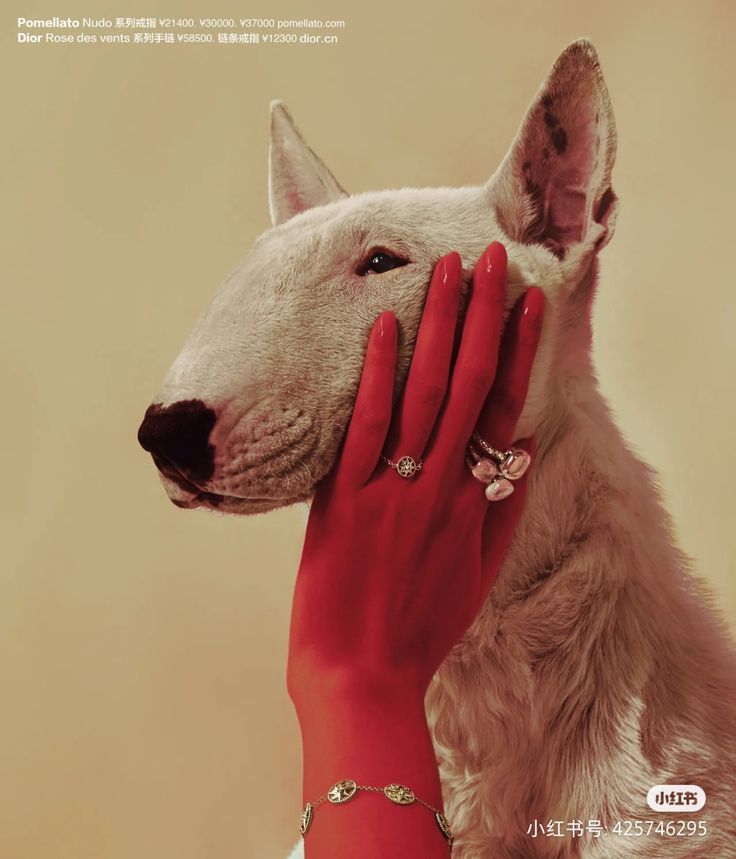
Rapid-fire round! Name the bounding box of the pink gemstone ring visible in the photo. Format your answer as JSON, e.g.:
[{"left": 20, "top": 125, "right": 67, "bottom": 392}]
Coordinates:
[{"left": 466, "top": 431, "right": 531, "bottom": 502}]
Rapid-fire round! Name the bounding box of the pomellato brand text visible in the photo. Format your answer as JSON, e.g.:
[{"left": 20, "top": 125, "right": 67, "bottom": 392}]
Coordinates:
[{"left": 16, "top": 16, "right": 347, "bottom": 46}]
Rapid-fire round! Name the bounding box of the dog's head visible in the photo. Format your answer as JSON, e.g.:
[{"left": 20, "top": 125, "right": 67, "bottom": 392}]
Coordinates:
[{"left": 138, "top": 39, "right": 617, "bottom": 514}]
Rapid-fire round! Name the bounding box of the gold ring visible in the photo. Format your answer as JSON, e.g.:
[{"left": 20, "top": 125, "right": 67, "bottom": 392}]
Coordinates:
[{"left": 381, "top": 454, "right": 423, "bottom": 479}]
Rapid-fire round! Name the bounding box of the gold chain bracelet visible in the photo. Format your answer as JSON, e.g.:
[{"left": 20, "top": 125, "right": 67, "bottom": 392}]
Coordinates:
[{"left": 299, "top": 779, "right": 454, "bottom": 850}]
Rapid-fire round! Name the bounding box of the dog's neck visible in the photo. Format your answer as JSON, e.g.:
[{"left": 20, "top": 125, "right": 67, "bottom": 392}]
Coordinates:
[
  {"left": 425, "top": 366, "right": 681, "bottom": 848},
  {"left": 495, "top": 370, "right": 628, "bottom": 604},
  {"left": 427, "top": 344, "right": 736, "bottom": 854}
]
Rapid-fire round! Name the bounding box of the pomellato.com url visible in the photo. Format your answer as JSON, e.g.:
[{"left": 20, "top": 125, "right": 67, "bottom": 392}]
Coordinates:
[{"left": 16, "top": 16, "right": 347, "bottom": 47}]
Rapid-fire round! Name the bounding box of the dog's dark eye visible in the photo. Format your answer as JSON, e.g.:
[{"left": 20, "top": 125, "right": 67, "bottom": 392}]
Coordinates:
[{"left": 358, "top": 251, "right": 409, "bottom": 275}]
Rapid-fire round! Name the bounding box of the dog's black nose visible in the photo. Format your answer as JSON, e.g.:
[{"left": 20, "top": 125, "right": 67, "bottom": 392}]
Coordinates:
[{"left": 137, "top": 399, "right": 217, "bottom": 484}]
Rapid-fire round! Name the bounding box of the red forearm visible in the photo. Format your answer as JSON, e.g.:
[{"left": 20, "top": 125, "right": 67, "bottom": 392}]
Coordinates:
[{"left": 295, "top": 686, "right": 450, "bottom": 858}]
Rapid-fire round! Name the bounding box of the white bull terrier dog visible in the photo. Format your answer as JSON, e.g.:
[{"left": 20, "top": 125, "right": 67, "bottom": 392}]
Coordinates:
[{"left": 138, "top": 40, "right": 736, "bottom": 859}]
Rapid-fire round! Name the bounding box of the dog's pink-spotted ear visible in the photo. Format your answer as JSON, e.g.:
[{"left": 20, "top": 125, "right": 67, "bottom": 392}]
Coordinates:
[
  {"left": 268, "top": 101, "right": 348, "bottom": 227},
  {"left": 488, "top": 39, "right": 618, "bottom": 261}
]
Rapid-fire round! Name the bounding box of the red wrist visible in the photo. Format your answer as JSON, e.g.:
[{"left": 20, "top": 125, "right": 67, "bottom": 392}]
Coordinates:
[{"left": 296, "top": 682, "right": 442, "bottom": 808}]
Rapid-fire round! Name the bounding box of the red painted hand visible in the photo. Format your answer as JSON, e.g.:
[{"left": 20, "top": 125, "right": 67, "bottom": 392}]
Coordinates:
[
  {"left": 287, "top": 243, "right": 544, "bottom": 857},
  {"left": 289, "top": 243, "right": 544, "bottom": 702}
]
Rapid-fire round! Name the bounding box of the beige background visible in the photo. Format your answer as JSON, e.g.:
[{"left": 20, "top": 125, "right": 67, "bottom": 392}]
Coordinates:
[{"left": 2, "top": 1, "right": 734, "bottom": 857}]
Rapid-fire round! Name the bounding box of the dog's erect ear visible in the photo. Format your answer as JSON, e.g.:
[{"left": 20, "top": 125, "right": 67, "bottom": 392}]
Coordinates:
[
  {"left": 268, "top": 101, "right": 348, "bottom": 227},
  {"left": 488, "top": 39, "right": 618, "bottom": 260}
]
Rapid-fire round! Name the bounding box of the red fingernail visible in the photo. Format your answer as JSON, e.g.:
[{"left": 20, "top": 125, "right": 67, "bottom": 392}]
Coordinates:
[
  {"left": 377, "top": 311, "right": 396, "bottom": 339},
  {"left": 483, "top": 242, "right": 507, "bottom": 273},
  {"left": 439, "top": 257, "right": 448, "bottom": 284},
  {"left": 523, "top": 287, "right": 545, "bottom": 320},
  {"left": 439, "top": 252, "right": 461, "bottom": 286}
]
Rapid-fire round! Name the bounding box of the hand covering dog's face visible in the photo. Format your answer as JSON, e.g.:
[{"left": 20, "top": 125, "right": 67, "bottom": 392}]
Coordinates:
[{"left": 138, "top": 40, "right": 617, "bottom": 514}]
